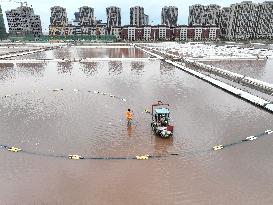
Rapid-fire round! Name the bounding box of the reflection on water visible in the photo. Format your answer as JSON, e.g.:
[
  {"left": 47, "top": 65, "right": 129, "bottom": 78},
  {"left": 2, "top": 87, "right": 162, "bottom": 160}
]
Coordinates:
[
  {"left": 16, "top": 47, "right": 149, "bottom": 60},
  {"left": 0, "top": 63, "right": 14, "bottom": 68},
  {"left": 16, "top": 51, "right": 47, "bottom": 60},
  {"left": 57, "top": 62, "right": 73, "bottom": 75},
  {"left": 263, "top": 59, "right": 273, "bottom": 83},
  {"left": 74, "top": 47, "right": 148, "bottom": 58},
  {"left": 0, "top": 63, "right": 15, "bottom": 81},
  {"left": 131, "top": 61, "right": 144, "bottom": 75},
  {"left": 202, "top": 60, "right": 273, "bottom": 83},
  {"left": 160, "top": 61, "right": 175, "bottom": 76},
  {"left": 154, "top": 136, "right": 174, "bottom": 155},
  {"left": 108, "top": 61, "right": 122, "bottom": 75},
  {"left": 80, "top": 62, "right": 98, "bottom": 76},
  {"left": 0, "top": 47, "right": 273, "bottom": 205},
  {"left": 17, "top": 63, "right": 46, "bottom": 78},
  {"left": 53, "top": 47, "right": 72, "bottom": 59},
  {"left": 127, "top": 125, "right": 133, "bottom": 137}
]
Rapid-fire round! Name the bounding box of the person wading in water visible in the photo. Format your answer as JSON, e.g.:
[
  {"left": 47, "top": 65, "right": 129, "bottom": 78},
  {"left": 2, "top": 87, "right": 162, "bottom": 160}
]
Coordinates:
[{"left": 126, "top": 109, "right": 133, "bottom": 126}]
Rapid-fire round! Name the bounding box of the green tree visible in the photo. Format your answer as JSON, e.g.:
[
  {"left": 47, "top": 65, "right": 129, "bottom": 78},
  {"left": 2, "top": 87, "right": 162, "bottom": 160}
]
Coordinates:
[{"left": 0, "top": 5, "right": 7, "bottom": 40}]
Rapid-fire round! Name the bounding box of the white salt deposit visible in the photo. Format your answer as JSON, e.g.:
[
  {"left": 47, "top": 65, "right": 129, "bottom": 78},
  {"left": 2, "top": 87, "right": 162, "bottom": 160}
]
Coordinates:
[{"left": 144, "top": 42, "right": 273, "bottom": 60}]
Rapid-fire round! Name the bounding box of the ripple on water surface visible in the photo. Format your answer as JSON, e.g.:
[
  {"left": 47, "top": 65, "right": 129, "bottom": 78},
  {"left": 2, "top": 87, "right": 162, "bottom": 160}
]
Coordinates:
[{"left": 1, "top": 48, "right": 273, "bottom": 205}]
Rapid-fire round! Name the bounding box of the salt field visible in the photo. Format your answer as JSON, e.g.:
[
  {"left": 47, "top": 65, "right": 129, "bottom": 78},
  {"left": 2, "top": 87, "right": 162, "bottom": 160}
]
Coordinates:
[
  {"left": 0, "top": 44, "right": 273, "bottom": 205},
  {"left": 141, "top": 42, "right": 273, "bottom": 100},
  {"left": 201, "top": 59, "right": 273, "bottom": 84},
  {"left": 12, "top": 46, "right": 148, "bottom": 60},
  {"left": 144, "top": 42, "right": 273, "bottom": 59}
]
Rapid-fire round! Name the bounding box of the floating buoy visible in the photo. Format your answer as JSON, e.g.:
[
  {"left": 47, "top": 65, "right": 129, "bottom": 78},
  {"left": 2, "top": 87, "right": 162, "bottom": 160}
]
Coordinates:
[
  {"left": 265, "top": 130, "right": 273, "bottom": 134},
  {"left": 68, "top": 155, "right": 83, "bottom": 160},
  {"left": 53, "top": 89, "right": 61, "bottom": 92},
  {"left": 1, "top": 128, "right": 273, "bottom": 160},
  {"left": 2, "top": 89, "right": 126, "bottom": 104},
  {"left": 246, "top": 136, "right": 258, "bottom": 141},
  {"left": 8, "top": 147, "right": 21, "bottom": 153},
  {"left": 212, "top": 145, "right": 224, "bottom": 151},
  {"left": 136, "top": 154, "right": 149, "bottom": 160}
]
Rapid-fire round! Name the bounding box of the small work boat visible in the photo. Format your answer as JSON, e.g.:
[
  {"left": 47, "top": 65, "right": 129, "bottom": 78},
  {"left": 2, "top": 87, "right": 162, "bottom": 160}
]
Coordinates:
[{"left": 150, "top": 101, "right": 174, "bottom": 138}]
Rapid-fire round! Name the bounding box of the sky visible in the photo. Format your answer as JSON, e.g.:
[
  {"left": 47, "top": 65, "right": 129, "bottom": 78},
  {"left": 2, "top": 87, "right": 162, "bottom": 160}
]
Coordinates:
[{"left": 0, "top": 0, "right": 268, "bottom": 33}]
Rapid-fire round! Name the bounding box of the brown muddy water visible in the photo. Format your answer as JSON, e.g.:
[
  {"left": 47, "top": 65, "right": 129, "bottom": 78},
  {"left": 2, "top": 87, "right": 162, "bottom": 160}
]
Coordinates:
[
  {"left": 0, "top": 47, "right": 273, "bottom": 205},
  {"left": 13, "top": 47, "right": 149, "bottom": 60}
]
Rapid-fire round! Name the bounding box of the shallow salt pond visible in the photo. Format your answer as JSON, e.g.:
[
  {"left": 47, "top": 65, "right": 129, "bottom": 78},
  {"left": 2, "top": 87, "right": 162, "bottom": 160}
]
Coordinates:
[{"left": 0, "top": 46, "right": 273, "bottom": 205}]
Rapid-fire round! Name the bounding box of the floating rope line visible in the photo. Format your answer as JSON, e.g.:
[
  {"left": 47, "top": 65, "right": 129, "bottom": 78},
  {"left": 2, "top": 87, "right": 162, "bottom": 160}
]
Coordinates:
[
  {"left": 0, "top": 144, "right": 162, "bottom": 160},
  {"left": 1, "top": 90, "right": 273, "bottom": 159},
  {"left": 1, "top": 130, "right": 273, "bottom": 161},
  {"left": 212, "top": 130, "right": 273, "bottom": 151},
  {"left": 0, "top": 88, "right": 127, "bottom": 103}
]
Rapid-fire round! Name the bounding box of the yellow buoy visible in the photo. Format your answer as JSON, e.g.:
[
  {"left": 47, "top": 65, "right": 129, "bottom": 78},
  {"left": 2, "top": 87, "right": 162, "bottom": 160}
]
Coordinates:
[
  {"left": 136, "top": 155, "right": 149, "bottom": 160},
  {"left": 68, "top": 155, "right": 83, "bottom": 160},
  {"left": 266, "top": 130, "right": 273, "bottom": 134},
  {"left": 212, "top": 145, "right": 224, "bottom": 151},
  {"left": 8, "top": 147, "right": 21, "bottom": 153},
  {"left": 246, "top": 136, "right": 257, "bottom": 141}
]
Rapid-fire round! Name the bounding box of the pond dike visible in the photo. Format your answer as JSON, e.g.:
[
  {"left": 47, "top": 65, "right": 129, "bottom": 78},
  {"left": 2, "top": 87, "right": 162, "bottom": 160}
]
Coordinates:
[
  {"left": 134, "top": 44, "right": 273, "bottom": 114},
  {"left": 0, "top": 46, "right": 61, "bottom": 60}
]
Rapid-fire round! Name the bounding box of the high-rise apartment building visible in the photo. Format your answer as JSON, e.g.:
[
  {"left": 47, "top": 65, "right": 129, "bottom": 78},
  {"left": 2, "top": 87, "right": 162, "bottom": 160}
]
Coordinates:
[
  {"left": 106, "top": 6, "right": 121, "bottom": 28},
  {"left": 130, "top": 6, "right": 145, "bottom": 26},
  {"left": 219, "top": 1, "right": 273, "bottom": 40},
  {"left": 229, "top": 2, "right": 259, "bottom": 39},
  {"left": 144, "top": 14, "right": 149, "bottom": 25},
  {"left": 219, "top": 7, "right": 232, "bottom": 38},
  {"left": 49, "top": 6, "right": 68, "bottom": 36},
  {"left": 79, "top": 6, "right": 95, "bottom": 26},
  {"left": 73, "top": 12, "right": 81, "bottom": 35},
  {"left": 74, "top": 12, "right": 80, "bottom": 23},
  {"left": 49, "top": 6, "right": 68, "bottom": 27},
  {"left": 161, "top": 6, "right": 178, "bottom": 27},
  {"left": 256, "top": 1, "right": 273, "bottom": 39},
  {"left": 188, "top": 4, "right": 221, "bottom": 26},
  {"left": 49, "top": 6, "right": 109, "bottom": 36},
  {"left": 6, "top": 4, "right": 42, "bottom": 37}
]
